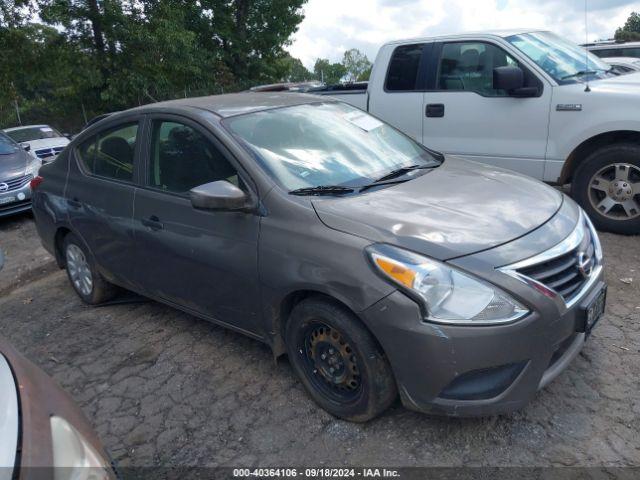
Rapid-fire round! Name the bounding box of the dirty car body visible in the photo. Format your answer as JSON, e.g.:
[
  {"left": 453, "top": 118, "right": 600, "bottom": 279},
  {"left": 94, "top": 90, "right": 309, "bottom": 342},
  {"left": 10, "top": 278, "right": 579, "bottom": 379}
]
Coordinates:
[{"left": 31, "top": 93, "right": 606, "bottom": 419}]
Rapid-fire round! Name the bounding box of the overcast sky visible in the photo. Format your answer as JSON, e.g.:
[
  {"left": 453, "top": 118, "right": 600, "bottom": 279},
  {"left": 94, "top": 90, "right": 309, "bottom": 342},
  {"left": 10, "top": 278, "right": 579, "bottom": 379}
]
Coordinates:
[{"left": 287, "top": 0, "right": 638, "bottom": 68}]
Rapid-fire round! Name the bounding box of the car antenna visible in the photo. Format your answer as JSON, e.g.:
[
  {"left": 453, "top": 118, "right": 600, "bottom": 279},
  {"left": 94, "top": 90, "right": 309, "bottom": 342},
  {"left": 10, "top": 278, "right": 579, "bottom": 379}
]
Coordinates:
[{"left": 584, "top": 0, "right": 591, "bottom": 92}]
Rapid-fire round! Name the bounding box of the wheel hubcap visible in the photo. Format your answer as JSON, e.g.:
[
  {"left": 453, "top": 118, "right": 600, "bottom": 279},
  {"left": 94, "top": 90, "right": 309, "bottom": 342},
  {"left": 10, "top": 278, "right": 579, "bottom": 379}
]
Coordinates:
[
  {"left": 66, "top": 244, "right": 93, "bottom": 296},
  {"left": 302, "top": 324, "right": 361, "bottom": 401},
  {"left": 589, "top": 163, "right": 640, "bottom": 220}
]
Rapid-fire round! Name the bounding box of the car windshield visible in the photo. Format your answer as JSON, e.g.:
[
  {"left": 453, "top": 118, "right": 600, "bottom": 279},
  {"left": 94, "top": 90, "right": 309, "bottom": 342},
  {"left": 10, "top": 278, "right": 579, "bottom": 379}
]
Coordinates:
[
  {"left": 225, "top": 102, "right": 440, "bottom": 192},
  {"left": 0, "top": 132, "right": 18, "bottom": 155},
  {"left": 5, "top": 125, "right": 63, "bottom": 142},
  {"left": 506, "top": 31, "right": 614, "bottom": 84}
]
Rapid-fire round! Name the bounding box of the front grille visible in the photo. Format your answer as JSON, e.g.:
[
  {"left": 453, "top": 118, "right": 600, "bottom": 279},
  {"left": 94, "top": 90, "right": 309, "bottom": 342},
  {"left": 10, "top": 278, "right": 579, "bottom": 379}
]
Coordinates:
[
  {"left": 0, "top": 174, "right": 33, "bottom": 192},
  {"left": 34, "top": 146, "right": 65, "bottom": 159},
  {"left": 515, "top": 218, "right": 596, "bottom": 303}
]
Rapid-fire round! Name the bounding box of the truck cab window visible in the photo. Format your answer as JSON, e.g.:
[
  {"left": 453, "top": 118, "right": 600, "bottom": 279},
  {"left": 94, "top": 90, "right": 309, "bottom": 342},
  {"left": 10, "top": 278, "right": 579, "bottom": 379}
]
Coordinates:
[
  {"left": 385, "top": 44, "right": 425, "bottom": 91},
  {"left": 437, "top": 42, "right": 518, "bottom": 96}
]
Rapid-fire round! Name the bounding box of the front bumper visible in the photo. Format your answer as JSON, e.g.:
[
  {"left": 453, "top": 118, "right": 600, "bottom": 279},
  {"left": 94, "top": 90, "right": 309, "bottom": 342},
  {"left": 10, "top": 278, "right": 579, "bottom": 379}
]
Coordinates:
[
  {"left": 362, "top": 264, "right": 604, "bottom": 417},
  {"left": 0, "top": 180, "right": 32, "bottom": 217}
]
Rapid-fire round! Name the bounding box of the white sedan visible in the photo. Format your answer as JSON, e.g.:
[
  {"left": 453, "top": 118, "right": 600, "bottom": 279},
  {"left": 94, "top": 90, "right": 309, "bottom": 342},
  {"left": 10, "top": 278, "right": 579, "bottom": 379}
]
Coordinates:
[
  {"left": 3, "top": 124, "right": 70, "bottom": 163},
  {"left": 602, "top": 56, "right": 640, "bottom": 74}
]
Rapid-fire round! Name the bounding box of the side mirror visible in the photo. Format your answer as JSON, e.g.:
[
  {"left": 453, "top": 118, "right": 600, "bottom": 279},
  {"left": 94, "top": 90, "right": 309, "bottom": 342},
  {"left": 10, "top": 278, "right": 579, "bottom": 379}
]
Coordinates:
[
  {"left": 189, "top": 180, "right": 248, "bottom": 211},
  {"left": 20, "top": 142, "right": 31, "bottom": 152},
  {"left": 493, "top": 66, "right": 539, "bottom": 97}
]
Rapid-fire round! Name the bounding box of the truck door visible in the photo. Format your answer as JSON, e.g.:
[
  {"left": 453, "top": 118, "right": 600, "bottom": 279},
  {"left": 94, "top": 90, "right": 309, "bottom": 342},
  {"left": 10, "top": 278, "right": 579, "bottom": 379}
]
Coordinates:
[
  {"left": 368, "top": 43, "right": 432, "bottom": 143},
  {"left": 422, "top": 40, "right": 551, "bottom": 179}
]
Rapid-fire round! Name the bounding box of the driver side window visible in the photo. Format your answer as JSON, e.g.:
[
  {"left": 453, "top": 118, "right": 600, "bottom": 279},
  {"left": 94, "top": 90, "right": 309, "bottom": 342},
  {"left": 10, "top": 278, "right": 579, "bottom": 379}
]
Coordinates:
[
  {"left": 437, "top": 42, "right": 519, "bottom": 97},
  {"left": 149, "top": 120, "right": 239, "bottom": 194}
]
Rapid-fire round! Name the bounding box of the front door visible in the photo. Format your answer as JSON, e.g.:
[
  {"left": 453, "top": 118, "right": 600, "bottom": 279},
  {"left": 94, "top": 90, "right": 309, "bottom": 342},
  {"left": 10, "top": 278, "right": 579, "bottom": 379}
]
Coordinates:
[
  {"left": 65, "top": 120, "right": 142, "bottom": 288},
  {"left": 422, "top": 40, "right": 551, "bottom": 179},
  {"left": 132, "top": 116, "right": 262, "bottom": 335}
]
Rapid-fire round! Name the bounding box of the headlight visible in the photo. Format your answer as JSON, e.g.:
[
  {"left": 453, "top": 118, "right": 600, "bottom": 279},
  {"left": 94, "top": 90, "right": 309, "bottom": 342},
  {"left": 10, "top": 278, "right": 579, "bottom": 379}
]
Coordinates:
[
  {"left": 50, "top": 416, "right": 112, "bottom": 480},
  {"left": 366, "top": 244, "right": 529, "bottom": 325},
  {"left": 25, "top": 156, "right": 42, "bottom": 177}
]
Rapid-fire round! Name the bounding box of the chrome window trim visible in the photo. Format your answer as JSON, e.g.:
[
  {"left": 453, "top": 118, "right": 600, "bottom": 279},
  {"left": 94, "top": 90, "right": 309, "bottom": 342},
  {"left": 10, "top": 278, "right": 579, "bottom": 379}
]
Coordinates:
[
  {"left": 0, "top": 354, "right": 18, "bottom": 475},
  {"left": 498, "top": 210, "right": 603, "bottom": 310}
]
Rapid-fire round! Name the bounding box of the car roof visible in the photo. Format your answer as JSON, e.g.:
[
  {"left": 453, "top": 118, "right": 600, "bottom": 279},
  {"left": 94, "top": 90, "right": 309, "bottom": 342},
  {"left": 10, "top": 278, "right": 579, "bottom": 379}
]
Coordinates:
[
  {"left": 4, "top": 124, "right": 50, "bottom": 132},
  {"left": 602, "top": 57, "right": 640, "bottom": 62},
  {"left": 383, "top": 28, "right": 539, "bottom": 46},
  {"left": 132, "top": 92, "right": 335, "bottom": 119},
  {"left": 587, "top": 41, "right": 640, "bottom": 49}
]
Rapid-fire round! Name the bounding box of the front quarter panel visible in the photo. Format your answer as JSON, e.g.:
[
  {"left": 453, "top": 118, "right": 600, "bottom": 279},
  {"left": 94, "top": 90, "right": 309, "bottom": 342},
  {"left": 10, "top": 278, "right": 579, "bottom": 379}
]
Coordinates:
[
  {"left": 258, "top": 190, "right": 395, "bottom": 342},
  {"left": 545, "top": 82, "right": 640, "bottom": 181}
]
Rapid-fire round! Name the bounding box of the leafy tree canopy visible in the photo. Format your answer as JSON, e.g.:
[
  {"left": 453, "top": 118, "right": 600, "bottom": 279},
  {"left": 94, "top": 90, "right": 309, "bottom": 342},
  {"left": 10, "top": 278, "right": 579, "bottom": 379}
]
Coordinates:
[{"left": 615, "top": 11, "right": 640, "bottom": 41}]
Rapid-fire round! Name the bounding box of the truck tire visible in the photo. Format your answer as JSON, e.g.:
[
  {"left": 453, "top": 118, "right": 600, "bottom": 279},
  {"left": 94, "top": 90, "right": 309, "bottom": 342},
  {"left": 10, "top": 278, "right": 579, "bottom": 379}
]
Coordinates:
[
  {"left": 63, "top": 233, "right": 118, "bottom": 304},
  {"left": 572, "top": 143, "right": 640, "bottom": 235},
  {"left": 285, "top": 297, "right": 397, "bottom": 422}
]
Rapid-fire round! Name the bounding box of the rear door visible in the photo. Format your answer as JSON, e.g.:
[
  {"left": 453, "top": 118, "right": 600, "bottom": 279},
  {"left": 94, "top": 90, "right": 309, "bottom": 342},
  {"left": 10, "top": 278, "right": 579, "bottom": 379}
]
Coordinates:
[
  {"left": 66, "top": 118, "right": 142, "bottom": 288},
  {"left": 368, "top": 43, "right": 432, "bottom": 143},
  {"left": 421, "top": 40, "right": 551, "bottom": 179},
  {"left": 131, "top": 115, "right": 262, "bottom": 336}
]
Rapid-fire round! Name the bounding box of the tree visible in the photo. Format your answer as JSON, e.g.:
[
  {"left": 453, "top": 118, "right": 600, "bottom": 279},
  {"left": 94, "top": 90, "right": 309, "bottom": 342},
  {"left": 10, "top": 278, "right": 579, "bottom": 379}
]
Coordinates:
[
  {"left": 277, "top": 54, "right": 312, "bottom": 82},
  {"left": 313, "top": 58, "right": 346, "bottom": 84},
  {"left": 615, "top": 11, "right": 640, "bottom": 42},
  {"left": 342, "top": 48, "right": 371, "bottom": 83}
]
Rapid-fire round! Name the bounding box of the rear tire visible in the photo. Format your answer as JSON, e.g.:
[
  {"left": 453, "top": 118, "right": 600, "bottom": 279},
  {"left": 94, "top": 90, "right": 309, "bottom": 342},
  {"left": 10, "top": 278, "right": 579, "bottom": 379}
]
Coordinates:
[
  {"left": 63, "top": 233, "right": 118, "bottom": 305},
  {"left": 285, "top": 297, "right": 397, "bottom": 422},
  {"left": 572, "top": 143, "right": 640, "bottom": 235}
]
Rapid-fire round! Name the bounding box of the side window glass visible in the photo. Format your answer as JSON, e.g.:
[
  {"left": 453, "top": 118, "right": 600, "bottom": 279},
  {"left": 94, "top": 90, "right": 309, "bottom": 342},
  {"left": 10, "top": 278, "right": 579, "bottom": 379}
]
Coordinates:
[
  {"left": 149, "top": 120, "right": 239, "bottom": 194},
  {"left": 385, "top": 44, "right": 425, "bottom": 91},
  {"left": 437, "top": 42, "right": 520, "bottom": 96},
  {"left": 77, "top": 123, "right": 138, "bottom": 182}
]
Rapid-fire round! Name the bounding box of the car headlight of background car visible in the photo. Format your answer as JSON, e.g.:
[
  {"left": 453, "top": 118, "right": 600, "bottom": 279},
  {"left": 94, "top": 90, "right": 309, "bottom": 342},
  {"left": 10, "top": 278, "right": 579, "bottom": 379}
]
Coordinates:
[
  {"left": 367, "top": 244, "right": 529, "bottom": 325},
  {"left": 50, "top": 416, "right": 112, "bottom": 480},
  {"left": 25, "top": 156, "right": 42, "bottom": 178}
]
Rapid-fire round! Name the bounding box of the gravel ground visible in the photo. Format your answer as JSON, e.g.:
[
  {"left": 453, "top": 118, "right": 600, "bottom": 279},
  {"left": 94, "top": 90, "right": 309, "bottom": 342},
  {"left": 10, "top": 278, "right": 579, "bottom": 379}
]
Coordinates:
[{"left": 0, "top": 212, "right": 639, "bottom": 469}]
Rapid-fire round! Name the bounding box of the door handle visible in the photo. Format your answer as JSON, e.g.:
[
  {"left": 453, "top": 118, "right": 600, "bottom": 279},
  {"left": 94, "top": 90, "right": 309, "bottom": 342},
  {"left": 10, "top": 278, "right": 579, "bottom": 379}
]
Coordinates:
[
  {"left": 426, "top": 103, "right": 445, "bottom": 118},
  {"left": 67, "top": 197, "right": 81, "bottom": 208},
  {"left": 141, "top": 215, "right": 164, "bottom": 231}
]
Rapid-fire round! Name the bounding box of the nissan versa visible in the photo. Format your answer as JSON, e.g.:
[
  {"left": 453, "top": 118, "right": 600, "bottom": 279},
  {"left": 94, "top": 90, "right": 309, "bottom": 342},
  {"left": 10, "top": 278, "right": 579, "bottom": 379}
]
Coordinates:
[{"left": 31, "top": 93, "right": 606, "bottom": 421}]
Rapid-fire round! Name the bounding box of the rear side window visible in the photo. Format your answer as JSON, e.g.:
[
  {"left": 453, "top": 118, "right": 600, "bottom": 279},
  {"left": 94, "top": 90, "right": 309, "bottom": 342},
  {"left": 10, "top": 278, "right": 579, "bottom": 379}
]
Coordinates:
[
  {"left": 385, "top": 44, "right": 425, "bottom": 91},
  {"left": 148, "top": 120, "right": 238, "bottom": 194},
  {"left": 592, "top": 47, "right": 640, "bottom": 58},
  {"left": 77, "top": 123, "right": 138, "bottom": 182}
]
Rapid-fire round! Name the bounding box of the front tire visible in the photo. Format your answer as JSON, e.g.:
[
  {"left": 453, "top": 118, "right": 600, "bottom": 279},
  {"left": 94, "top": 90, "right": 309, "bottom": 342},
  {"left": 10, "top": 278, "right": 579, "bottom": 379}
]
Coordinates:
[
  {"left": 63, "top": 233, "right": 118, "bottom": 304},
  {"left": 572, "top": 143, "right": 640, "bottom": 234},
  {"left": 285, "top": 298, "right": 397, "bottom": 422}
]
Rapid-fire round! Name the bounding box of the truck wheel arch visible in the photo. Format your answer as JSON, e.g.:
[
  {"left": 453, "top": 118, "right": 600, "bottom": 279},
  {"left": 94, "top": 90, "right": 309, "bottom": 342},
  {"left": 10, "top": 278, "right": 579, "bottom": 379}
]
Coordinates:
[{"left": 561, "top": 130, "right": 640, "bottom": 184}]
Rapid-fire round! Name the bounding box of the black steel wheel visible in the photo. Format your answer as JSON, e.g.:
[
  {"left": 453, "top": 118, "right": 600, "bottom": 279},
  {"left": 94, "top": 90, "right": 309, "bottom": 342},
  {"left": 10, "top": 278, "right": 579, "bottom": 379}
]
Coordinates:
[{"left": 285, "top": 297, "right": 397, "bottom": 422}]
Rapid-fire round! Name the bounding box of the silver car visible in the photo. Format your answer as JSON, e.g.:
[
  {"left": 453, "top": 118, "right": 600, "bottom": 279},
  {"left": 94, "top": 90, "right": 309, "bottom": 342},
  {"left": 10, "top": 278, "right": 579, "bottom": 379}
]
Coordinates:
[{"left": 0, "top": 131, "right": 41, "bottom": 217}]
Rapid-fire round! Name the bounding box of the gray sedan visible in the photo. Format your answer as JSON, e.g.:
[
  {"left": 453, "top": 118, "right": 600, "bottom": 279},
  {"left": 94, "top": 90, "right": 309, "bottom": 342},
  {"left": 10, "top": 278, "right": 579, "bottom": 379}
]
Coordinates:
[
  {"left": 0, "top": 131, "right": 41, "bottom": 217},
  {"left": 31, "top": 93, "right": 606, "bottom": 421}
]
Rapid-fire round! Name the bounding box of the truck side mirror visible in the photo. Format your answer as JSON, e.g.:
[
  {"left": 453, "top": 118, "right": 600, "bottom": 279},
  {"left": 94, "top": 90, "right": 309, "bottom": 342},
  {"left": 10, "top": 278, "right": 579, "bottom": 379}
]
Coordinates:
[{"left": 493, "top": 66, "right": 539, "bottom": 98}]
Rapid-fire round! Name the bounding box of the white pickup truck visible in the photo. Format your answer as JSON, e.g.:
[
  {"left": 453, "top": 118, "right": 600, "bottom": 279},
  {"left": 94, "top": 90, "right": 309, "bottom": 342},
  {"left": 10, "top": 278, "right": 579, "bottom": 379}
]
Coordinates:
[{"left": 318, "top": 30, "right": 640, "bottom": 234}]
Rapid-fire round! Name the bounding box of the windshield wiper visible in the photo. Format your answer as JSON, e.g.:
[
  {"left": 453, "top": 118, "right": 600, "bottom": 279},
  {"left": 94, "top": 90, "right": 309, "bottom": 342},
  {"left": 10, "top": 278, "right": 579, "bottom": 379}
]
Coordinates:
[
  {"left": 561, "top": 70, "right": 601, "bottom": 80},
  {"left": 372, "top": 164, "right": 432, "bottom": 183},
  {"left": 289, "top": 185, "right": 355, "bottom": 196}
]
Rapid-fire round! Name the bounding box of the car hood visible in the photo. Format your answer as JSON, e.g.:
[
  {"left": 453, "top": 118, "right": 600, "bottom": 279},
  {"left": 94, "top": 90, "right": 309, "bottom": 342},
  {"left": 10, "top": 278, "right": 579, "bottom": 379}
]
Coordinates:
[
  {"left": 312, "top": 156, "right": 563, "bottom": 260},
  {"left": 589, "top": 71, "right": 640, "bottom": 91},
  {"left": 26, "top": 137, "right": 69, "bottom": 151},
  {"left": 0, "top": 149, "right": 28, "bottom": 180}
]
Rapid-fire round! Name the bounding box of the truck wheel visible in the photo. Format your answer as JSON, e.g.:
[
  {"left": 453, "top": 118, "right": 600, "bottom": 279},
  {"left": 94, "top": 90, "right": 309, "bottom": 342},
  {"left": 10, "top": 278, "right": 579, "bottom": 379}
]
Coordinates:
[
  {"left": 285, "top": 297, "right": 397, "bottom": 422},
  {"left": 572, "top": 143, "right": 640, "bottom": 235},
  {"left": 63, "top": 233, "right": 118, "bottom": 304}
]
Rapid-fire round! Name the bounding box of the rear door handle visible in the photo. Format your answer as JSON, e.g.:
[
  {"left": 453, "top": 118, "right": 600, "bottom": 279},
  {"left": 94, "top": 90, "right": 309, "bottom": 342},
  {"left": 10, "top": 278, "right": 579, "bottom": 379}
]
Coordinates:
[
  {"left": 141, "top": 215, "right": 164, "bottom": 231},
  {"left": 426, "top": 103, "right": 445, "bottom": 118}
]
